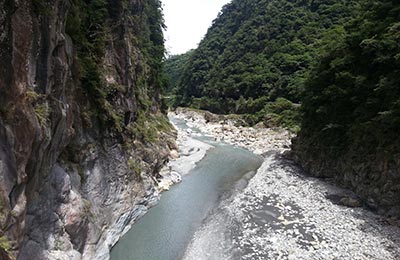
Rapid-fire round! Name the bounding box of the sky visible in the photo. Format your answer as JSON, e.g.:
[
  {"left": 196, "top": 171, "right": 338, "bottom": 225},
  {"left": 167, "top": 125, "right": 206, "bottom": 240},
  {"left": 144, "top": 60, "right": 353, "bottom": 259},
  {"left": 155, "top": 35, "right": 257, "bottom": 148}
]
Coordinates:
[{"left": 162, "top": 0, "right": 232, "bottom": 55}]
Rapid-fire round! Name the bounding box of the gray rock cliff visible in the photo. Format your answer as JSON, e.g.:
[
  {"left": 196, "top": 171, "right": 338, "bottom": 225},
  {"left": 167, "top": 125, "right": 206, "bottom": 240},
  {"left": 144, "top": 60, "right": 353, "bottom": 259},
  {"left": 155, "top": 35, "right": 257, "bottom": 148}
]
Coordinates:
[{"left": 0, "top": 0, "right": 174, "bottom": 259}]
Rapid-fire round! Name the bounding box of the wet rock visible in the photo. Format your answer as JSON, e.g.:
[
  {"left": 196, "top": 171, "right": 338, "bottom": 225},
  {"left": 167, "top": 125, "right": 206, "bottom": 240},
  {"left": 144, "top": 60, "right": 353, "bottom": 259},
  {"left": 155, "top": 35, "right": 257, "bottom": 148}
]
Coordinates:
[
  {"left": 386, "top": 206, "right": 400, "bottom": 218},
  {"left": 339, "top": 197, "right": 361, "bottom": 208},
  {"left": 366, "top": 198, "right": 379, "bottom": 211}
]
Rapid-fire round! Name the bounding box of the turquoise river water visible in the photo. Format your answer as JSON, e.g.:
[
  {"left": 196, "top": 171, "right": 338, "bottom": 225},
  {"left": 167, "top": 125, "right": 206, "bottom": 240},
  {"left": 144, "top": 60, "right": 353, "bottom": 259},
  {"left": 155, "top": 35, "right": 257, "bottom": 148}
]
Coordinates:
[{"left": 110, "top": 118, "right": 263, "bottom": 260}]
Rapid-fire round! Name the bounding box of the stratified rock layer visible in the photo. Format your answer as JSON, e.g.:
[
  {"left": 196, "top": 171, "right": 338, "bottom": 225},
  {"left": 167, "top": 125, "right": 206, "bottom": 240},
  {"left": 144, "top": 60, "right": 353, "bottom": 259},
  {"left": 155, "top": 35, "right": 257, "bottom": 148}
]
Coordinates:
[{"left": 0, "top": 0, "right": 174, "bottom": 259}]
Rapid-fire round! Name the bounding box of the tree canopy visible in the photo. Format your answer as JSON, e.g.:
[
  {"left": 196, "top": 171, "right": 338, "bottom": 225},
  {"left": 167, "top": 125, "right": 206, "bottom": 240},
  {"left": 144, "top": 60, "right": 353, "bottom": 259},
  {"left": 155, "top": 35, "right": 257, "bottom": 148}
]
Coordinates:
[
  {"left": 299, "top": 0, "right": 400, "bottom": 154},
  {"left": 171, "top": 0, "right": 357, "bottom": 129}
]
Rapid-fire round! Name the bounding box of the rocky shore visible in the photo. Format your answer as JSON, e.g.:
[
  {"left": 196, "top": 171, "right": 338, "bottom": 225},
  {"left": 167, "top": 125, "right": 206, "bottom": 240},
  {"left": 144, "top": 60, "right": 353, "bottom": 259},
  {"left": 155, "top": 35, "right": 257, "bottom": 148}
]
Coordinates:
[
  {"left": 171, "top": 108, "right": 293, "bottom": 155},
  {"left": 156, "top": 106, "right": 289, "bottom": 192},
  {"left": 169, "top": 108, "right": 400, "bottom": 260},
  {"left": 157, "top": 116, "right": 213, "bottom": 191}
]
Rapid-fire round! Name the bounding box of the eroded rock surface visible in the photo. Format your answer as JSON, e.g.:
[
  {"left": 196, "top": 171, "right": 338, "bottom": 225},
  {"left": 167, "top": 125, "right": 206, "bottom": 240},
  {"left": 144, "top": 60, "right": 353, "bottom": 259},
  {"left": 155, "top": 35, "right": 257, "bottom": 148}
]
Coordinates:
[{"left": 0, "top": 1, "right": 173, "bottom": 259}]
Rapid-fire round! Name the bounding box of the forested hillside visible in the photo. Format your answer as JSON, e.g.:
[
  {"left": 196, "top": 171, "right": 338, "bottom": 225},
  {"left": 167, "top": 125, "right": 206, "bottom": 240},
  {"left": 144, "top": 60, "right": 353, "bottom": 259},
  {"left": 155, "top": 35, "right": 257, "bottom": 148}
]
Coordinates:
[
  {"left": 172, "top": 0, "right": 357, "bottom": 128},
  {"left": 164, "top": 50, "right": 194, "bottom": 93},
  {"left": 166, "top": 0, "right": 400, "bottom": 214},
  {"left": 293, "top": 0, "right": 400, "bottom": 213}
]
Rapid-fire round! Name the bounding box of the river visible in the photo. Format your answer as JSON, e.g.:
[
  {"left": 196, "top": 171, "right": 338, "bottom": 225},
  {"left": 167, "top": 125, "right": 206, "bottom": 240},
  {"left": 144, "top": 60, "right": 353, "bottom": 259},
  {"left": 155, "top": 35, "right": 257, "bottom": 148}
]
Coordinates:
[
  {"left": 110, "top": 117, "right": 263, "bottom": 260},
  {"left": 110, "top": 114, "right": 400, "bottom": 260}
]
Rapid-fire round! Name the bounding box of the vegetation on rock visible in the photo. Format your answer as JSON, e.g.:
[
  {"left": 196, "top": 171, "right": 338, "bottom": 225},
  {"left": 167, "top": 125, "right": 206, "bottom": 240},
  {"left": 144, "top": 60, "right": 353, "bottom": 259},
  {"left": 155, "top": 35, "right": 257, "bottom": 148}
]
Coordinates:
[{"left": 66, "top": 0, "right": 166, "bottom": 135}]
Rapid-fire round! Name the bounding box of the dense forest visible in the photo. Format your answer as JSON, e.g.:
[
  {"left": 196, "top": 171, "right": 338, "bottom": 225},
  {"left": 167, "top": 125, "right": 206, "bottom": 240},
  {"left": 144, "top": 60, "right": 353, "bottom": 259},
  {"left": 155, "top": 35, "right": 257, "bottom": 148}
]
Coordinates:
[
  {"left": 167, "top": 0, "right": 358, "bottom": 129},
  {"left": 293, "top": 0, "right": 400, "bottom": 211},
  {"left": 298, "top": 0, "right": 400, "bottom": 152},
  {"left": 164, "top": 50, "right": 194, "bottom": 93}
]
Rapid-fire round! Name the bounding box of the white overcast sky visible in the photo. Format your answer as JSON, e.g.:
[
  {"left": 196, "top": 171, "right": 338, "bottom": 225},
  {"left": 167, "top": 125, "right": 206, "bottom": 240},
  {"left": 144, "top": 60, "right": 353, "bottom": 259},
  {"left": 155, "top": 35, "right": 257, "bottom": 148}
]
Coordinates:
[{"left": 162, "top": 0, "right": 231, "bottom": 55}]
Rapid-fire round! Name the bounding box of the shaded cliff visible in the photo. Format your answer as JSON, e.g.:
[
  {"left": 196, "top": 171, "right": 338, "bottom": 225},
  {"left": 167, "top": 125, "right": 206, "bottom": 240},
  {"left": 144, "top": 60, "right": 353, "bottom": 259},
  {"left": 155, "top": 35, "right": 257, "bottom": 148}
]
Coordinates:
[
  {"left": 0, "top": 0, "right": 175, "bottom": 259},
  {"left": 292, "top": 0, "right": 400, "bottom": 216}
]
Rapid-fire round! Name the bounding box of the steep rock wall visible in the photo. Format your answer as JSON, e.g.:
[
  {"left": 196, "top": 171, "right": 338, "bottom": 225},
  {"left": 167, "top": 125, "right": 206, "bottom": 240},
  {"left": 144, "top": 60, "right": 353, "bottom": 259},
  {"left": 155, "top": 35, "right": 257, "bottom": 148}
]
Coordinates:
[
  {"left": 0, "top": 0, "right": 174, "bottom": 259},
  {"left": 292, "top": 136, "right": 400, "bottom": 217}
]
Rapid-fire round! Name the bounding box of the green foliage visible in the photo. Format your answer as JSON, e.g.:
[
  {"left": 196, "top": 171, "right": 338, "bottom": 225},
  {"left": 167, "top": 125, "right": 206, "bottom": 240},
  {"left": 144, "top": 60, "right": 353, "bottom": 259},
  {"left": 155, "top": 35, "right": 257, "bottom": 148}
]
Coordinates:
[
  {"left": 24, "top": 90, "right": 42, "bottom": 103},
  {"left": 299, "top": 0, "right": 400, "bottom": 155},
  {"left": 262, "top": 98, "right": 301, "bottom": 132},
  {"left": 66, "top": 0, "right": 167, "bottom": 137},
  {"left": 128, "top": 112, "right": 158, "bottom": 143},
  {"left": 0, "top": 236, "right": 11, "bottom": 252},
  {"left": 128, "top": 158, "right": 142, "bottom": 175},
  {"left": 241, "top": 98, "right": 301, "bottom": 132},
  {"left": 128, "top": 112, "right": 172, "bottom": 143},
  {"left": 174, "top": 0, "right": 357, "bottom": 127},
  {"left": 163, "top": 50, "right": 195, "bottom": 94},
  {"left": 34, "top": 102, "right": 51, "bottom": 127}
]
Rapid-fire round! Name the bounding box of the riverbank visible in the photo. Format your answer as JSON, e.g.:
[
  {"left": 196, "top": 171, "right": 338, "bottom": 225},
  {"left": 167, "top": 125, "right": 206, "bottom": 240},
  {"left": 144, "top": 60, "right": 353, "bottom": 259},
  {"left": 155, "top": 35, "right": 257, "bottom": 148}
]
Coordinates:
[
  {"left": 169, "top": 108, "right": 400, "bottom": 259},
  {"left": 184, "top": 151, "right": 400, "bottom": 259},
  {"left": 157, "top": 113, "right": 213, "bottom": 191},
  {"left": 171, "top": 108, "right": 294, "bottom": 155},
  {"left": 110, "top": 115, "right": 263, "bottom": 260},
  {"left": 157, "top": 106, "right": 291, "bottom": 190}
]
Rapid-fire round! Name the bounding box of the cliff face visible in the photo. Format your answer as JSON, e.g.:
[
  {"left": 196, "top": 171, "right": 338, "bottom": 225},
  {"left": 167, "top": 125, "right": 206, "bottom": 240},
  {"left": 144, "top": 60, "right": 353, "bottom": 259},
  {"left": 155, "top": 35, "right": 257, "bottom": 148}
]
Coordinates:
[
  {"left": 0, "top": 0, "right": 175, "bottom": 259},
  {"left": 292, "top": 137, "right": 400, "bottom": 216}
]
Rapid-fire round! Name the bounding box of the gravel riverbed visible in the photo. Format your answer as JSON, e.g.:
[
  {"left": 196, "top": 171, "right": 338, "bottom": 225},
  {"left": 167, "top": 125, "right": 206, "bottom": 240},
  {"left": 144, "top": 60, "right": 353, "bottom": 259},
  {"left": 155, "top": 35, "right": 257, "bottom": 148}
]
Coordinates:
[
  {"left": 171, "top": 108, "right": 293, "bottom": 154},
  {"left": 171, "top": 109, "right": 400, "bottom": 260}
]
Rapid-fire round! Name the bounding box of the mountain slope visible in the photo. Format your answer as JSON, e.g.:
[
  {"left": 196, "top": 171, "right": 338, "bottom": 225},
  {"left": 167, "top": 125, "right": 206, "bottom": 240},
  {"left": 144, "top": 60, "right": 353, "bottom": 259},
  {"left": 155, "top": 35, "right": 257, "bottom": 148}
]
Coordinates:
[
  {"left": 171, "top": 0, "right": 400, "bottom": 215},
  {"left": 164, "top": 50, "right": 195, "bottom": 94},
  {"left": 174, "top": 0, "right": 356, "bottom": 126}
]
